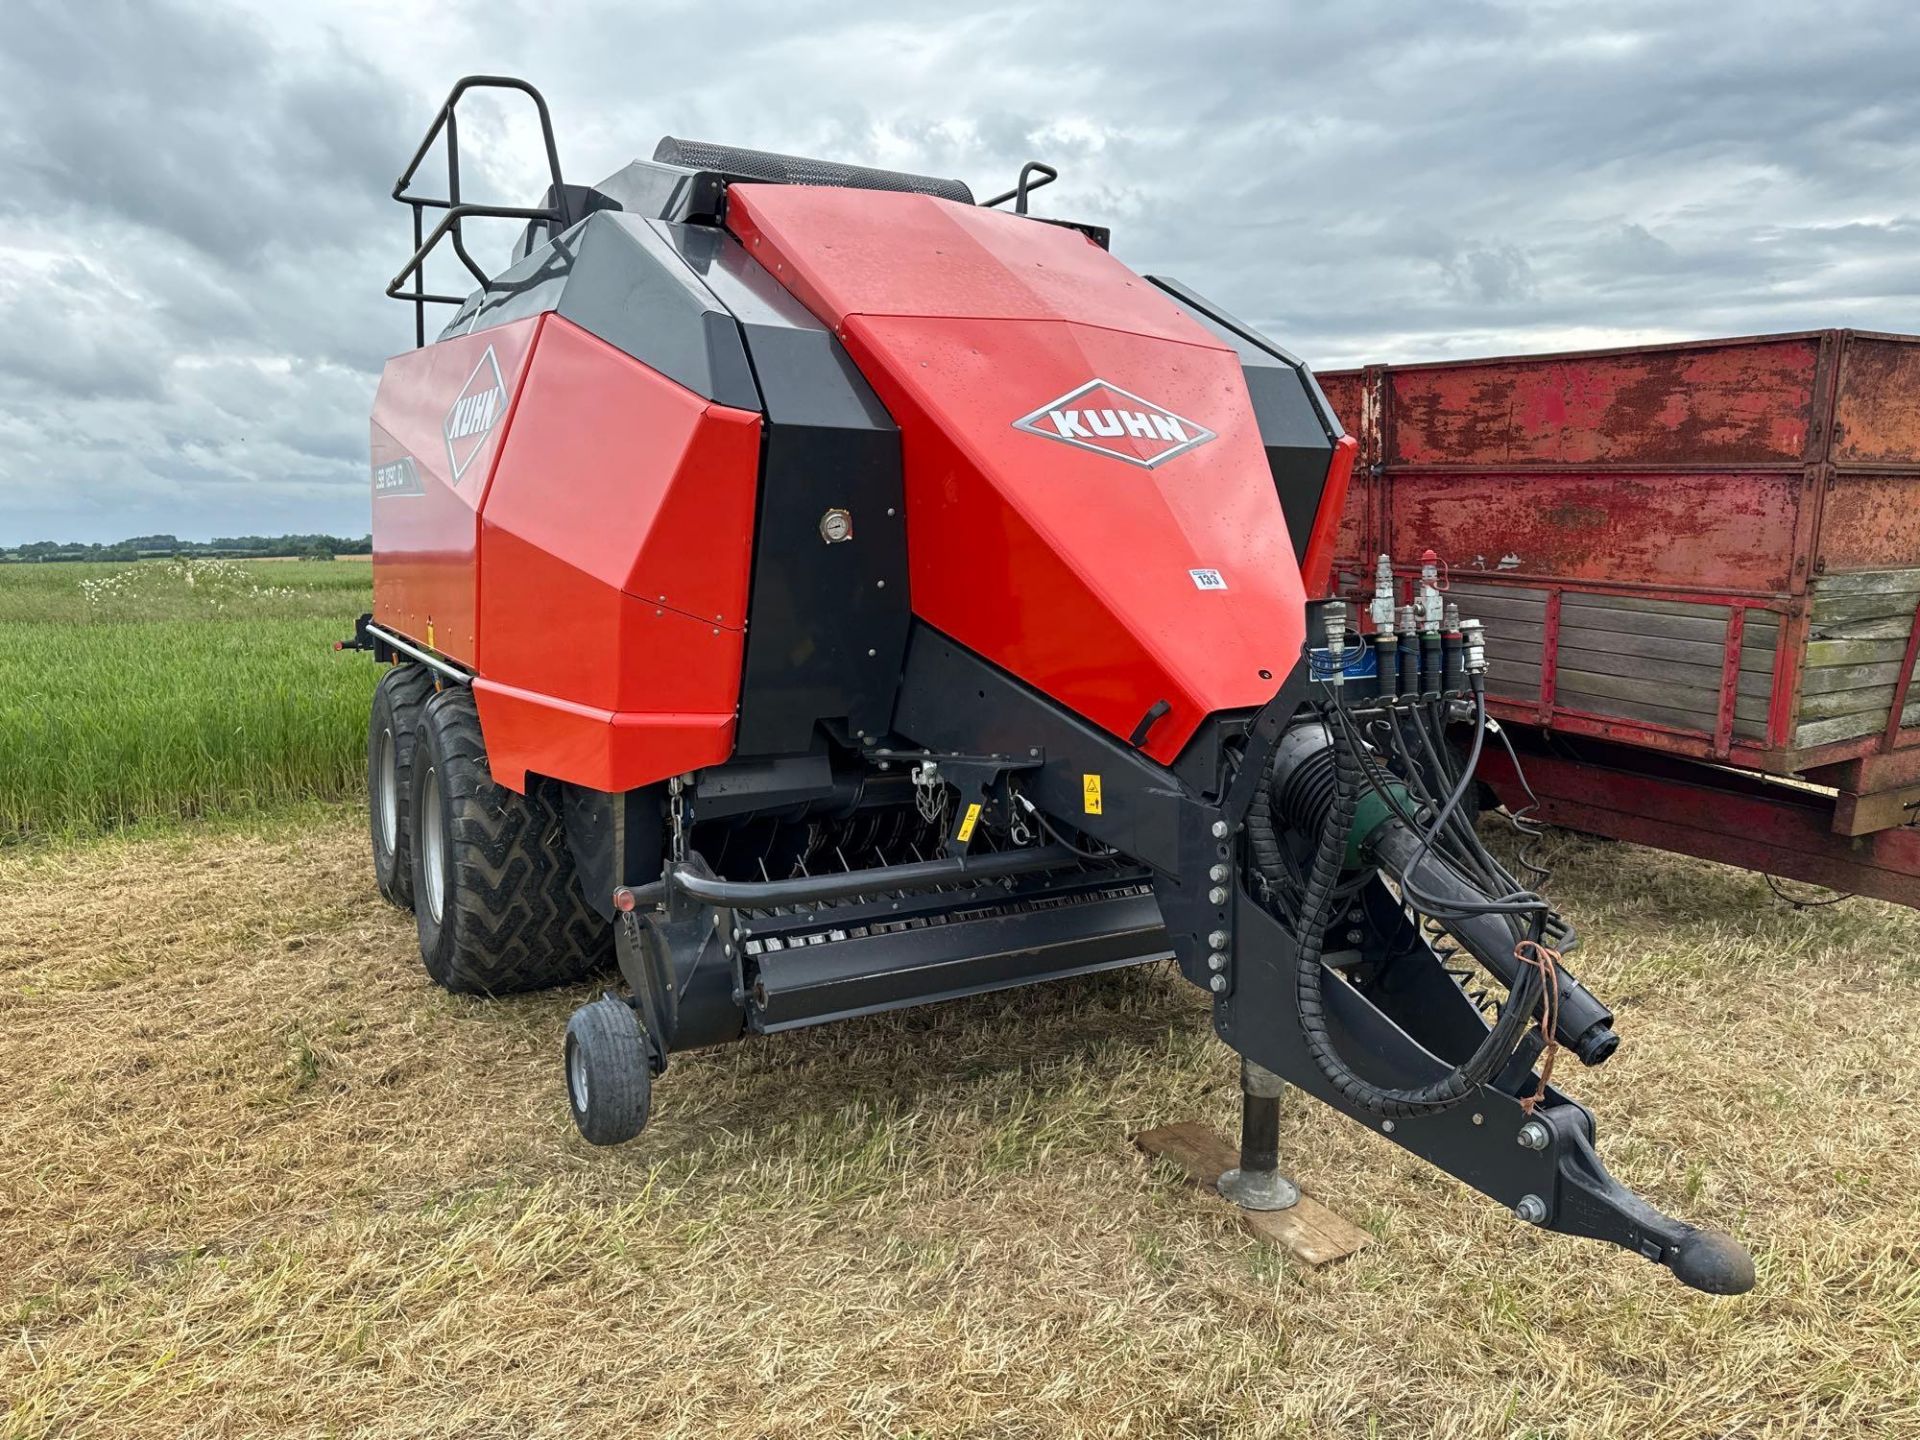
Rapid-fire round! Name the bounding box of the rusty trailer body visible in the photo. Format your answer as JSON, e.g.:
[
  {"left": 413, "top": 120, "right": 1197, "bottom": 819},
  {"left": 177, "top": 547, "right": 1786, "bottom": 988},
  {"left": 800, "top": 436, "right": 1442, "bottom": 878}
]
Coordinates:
[{"left": 1321, "top": 330, "right": 1920, "bottom": 905}]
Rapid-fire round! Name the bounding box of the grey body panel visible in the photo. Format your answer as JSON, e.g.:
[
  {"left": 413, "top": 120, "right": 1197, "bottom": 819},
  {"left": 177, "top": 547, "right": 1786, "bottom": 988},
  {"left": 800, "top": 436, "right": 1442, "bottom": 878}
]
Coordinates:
[
  {"left": 654, "top": 221, "right": 912, "bottom": 755},
  {"left": 444, "top": 211, "right": 759, "bottom": 411}
]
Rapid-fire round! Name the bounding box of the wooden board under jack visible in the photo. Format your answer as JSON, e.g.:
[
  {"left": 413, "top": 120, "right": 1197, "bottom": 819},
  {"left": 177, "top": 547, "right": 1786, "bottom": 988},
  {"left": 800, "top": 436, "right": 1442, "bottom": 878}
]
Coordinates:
[{"left": 1134, "top": 1121, "right": 1371, "bottom": 1266}]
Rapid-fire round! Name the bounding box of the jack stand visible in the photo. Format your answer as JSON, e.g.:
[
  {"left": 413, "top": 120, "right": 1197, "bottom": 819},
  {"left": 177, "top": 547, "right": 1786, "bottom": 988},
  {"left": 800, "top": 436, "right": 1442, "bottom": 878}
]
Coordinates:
[
  {"left": 1216, "top": 1059, "right": 1300, "bottom": 1211},
  {"left": 1133, "top": 1056, "right": 1369, "bottom": 1267}
]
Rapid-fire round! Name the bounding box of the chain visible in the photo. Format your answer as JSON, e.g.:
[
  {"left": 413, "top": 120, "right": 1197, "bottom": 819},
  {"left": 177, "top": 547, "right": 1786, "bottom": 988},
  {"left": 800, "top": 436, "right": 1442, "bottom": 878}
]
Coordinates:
[
  {"left": 912, "top": 762, "right": 948, "bottom": 827},
  {"left": 668, "top": 775, "right": 688, "bottom": 864}
]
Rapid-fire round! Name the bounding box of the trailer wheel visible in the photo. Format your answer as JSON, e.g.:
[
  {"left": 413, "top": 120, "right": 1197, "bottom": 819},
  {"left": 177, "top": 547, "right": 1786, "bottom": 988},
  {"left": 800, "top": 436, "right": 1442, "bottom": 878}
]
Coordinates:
[
  {"left": 408, "top": 688, "right": 612, "bottom": 995},
  {"left": 368, "top": 662, "right": 437, "bottom": 909},
  {"left": 564, "top": 997, "right": 652, "bottom": 1145}
]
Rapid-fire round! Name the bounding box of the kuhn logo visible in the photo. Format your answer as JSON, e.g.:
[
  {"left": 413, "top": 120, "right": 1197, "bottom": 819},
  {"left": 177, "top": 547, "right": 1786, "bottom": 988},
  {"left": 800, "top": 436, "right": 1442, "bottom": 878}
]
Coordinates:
[
  {"left": 444, "top": 346, "right": 507, "bottom": 481},
  {"left": 1012, "top": 379, "right": 1216, "bottom": 468}
]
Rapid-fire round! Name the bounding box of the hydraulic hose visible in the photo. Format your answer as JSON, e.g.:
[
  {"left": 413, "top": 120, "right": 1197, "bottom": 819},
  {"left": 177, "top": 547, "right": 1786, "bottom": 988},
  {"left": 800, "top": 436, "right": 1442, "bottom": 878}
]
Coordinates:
[
  {"left": 1366, "top": 823, "right": 1619, "bottom": 1066},
  {"left": 1278, "top": 716, "right": 1549, "bottom": 1118}
]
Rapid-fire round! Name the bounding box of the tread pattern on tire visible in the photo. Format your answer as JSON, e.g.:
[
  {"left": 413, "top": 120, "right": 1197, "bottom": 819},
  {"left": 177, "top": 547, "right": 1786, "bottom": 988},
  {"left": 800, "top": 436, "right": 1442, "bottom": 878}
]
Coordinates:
[
  {"left": 565, "top": 997, "right": 651, "bottom": 1145},
  {"left": 415, "top": 688, "right": 612, "bottom": 995},
  {"left": 368, "top": 662, "right": 437, "bottom": 909}
]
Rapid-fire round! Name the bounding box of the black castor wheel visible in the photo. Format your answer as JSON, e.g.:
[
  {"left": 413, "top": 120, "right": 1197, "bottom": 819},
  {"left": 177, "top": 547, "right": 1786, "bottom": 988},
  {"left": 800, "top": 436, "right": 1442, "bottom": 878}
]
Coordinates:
[{"left": 565, "top": 996, "right": 652, "bottom": 1145}]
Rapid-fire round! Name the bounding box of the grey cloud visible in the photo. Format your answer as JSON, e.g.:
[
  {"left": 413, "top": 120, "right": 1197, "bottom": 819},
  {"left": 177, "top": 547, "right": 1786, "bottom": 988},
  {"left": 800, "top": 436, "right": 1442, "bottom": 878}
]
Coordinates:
[
  {"left": 0, "top": 260, "right": 172, "bottom": 399},
  {"left": 2, "top": 2, "right": 406, "bottom": 267},
  {"left": 1442, "top": 245, "right": 1538, "bottom": 305},
  {"left": 1, "top": 0, "right": 1917, "bottom": 543}
]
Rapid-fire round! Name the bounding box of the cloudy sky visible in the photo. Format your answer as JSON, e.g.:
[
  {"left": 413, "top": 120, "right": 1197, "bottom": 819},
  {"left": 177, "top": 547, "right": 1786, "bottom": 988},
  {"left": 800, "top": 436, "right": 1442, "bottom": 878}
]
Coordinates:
[{"left": 2, "top": 0, "right": 1916, "bottom": 544}]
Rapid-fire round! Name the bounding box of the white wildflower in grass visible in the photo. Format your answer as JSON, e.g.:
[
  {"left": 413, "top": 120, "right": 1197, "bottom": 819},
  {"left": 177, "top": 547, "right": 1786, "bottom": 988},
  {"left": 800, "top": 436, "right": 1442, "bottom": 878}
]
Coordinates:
[{"left": 62, "top": 555, "right": 364, "bottom": 627}]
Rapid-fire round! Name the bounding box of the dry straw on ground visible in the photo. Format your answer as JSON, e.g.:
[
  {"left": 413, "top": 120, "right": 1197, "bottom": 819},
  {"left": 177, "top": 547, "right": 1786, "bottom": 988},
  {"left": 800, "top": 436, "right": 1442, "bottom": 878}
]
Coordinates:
[{"left": 4, "top": 810, "right": 1918, "bottom": 1438}]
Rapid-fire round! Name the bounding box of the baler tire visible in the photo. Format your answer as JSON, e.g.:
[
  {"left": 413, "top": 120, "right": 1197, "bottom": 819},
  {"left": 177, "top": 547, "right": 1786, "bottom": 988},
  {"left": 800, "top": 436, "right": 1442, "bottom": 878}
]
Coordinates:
[
  {"left": 564, "top": 997, "right": 652, "bottom": 1145},
  {"left": 368, "top": 662, "right": 437, "bottom": 909},
  {"left": 408, "top": 688, "right": 612, "bottom": 996}
]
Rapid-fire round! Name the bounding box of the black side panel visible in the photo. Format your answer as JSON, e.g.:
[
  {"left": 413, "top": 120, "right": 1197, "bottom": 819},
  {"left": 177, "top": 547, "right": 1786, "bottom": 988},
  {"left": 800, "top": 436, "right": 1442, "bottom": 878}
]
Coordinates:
[
  {"left": 589, "top": 159, "right": 727, "bottom": 225},
  {"left": 889, "top": 620, "right": 1289, "bottom": 988},
  {"left": 1147, "top": 276, "right": 1343, "bottom": 566},
  {"left": 655, "top": 221, "right": 912, "bottom": 757},
  {"left": 892, "top": 624, "right": 1189, "bottom": 876},
  {"left": 653, "top": 136, "right": 974, "bottom": 205},
  {"left": 511, "top": 182, "right": 622, "bottom": 264},
  {"left": 561, "top": 784, "right": 665, "bottom": 921},
  {"left": 510, "top": 163, "right": 728, "bottom": 266},
  {"left": 444, "top": 213, "right": 759, "bottom": 411}
]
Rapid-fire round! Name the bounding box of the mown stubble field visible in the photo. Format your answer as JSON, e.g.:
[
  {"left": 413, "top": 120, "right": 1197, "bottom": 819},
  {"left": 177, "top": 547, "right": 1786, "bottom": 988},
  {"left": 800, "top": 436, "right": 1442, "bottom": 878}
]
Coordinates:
[{"left": 7, "top": 814, "right": 1920, "bottom": 1437}]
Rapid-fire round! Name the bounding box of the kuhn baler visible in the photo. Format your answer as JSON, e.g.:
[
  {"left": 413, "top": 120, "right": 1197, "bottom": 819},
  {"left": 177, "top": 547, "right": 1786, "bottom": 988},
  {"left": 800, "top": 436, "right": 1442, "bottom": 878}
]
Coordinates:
[{"left": 347, "top": 77, "right": 1753, "bottom": 1293}]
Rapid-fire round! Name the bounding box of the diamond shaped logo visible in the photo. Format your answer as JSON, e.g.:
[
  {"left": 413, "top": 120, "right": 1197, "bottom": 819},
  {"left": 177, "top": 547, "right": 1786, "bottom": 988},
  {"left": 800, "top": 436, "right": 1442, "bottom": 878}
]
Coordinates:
[
  {"left": 1011, "top": 379, "right": 1217, "bottom": 469},
  {"left": 443, "top": 345, "right": 507, "bottom": 482}
]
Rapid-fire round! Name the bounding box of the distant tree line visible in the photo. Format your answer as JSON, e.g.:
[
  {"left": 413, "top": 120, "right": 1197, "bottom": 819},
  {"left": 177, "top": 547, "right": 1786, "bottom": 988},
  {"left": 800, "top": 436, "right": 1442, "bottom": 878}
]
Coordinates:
[{"left": 0, "top": 533, "right": 373, "bottom": 563}]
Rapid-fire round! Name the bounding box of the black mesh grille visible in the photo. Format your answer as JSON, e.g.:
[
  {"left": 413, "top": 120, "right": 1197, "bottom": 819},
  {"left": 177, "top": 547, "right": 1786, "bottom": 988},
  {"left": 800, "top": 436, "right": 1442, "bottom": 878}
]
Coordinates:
[{"left": 652, "top": 136, "right": 974, "bottom": 205}]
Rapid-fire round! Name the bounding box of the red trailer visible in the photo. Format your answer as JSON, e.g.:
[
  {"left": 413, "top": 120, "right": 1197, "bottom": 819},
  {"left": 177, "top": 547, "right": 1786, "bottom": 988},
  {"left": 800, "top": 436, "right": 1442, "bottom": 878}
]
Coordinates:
[{"left": 1320, "top": 330, "right": 1920, "bottom": 906}]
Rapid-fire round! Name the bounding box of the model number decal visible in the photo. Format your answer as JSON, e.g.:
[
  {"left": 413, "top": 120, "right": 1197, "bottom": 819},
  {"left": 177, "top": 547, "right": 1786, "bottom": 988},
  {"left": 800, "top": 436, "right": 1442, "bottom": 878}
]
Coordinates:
[
  {"left": 1190, "top": 568, "right": 1228, "bottom": 591},
  {"left": 372, "top": 456, "right": 424, "bottom": 498}
]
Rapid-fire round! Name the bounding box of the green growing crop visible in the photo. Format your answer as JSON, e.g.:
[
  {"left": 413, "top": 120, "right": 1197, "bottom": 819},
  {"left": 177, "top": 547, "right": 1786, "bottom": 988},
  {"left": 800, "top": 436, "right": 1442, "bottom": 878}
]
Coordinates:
[{"left": 0, "top": 558, "right": 379, "bottom": 838}]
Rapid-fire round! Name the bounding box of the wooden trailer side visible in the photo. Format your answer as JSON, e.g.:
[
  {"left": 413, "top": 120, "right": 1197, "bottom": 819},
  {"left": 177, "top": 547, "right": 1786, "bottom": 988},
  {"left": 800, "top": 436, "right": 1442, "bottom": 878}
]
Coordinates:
[{"left": 1316, "top": 329, "right": 1920, "bottom": 898}]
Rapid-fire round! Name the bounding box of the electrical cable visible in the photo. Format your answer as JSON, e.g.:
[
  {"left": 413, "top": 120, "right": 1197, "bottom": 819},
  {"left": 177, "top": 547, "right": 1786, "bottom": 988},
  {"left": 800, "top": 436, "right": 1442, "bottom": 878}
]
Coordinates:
[
  {"left": 1401, "top": 704, "right": 1510, "bottom": 898},
  {"left": 1326, "top": 692, "right": 1514, "bottom": 911},
  {"left": 1486, "top": 718, "right": 1553, "bottom": 890},
  {"left": 1018, "top": 794, "right": 1120, "bottom": 864},
  {"left": 1763, "top": 873, "right": 1853, "bottom": 908}
]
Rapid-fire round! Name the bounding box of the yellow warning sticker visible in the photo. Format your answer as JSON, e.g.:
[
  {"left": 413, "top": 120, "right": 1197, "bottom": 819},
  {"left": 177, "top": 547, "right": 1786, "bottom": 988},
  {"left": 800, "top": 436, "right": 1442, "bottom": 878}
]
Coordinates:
[
  {"left": 956, "top": 802, "right": 983, "bottom": 843},
  {"left": 1082, "top": 774, "right": 1104, "bottom": 815}
]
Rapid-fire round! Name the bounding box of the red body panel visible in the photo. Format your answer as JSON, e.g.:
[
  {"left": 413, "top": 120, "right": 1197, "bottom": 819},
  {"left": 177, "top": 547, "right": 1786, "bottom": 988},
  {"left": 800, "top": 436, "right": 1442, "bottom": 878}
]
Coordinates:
[
  {"left": 1300, "top": 435, "right": 1358, "bottom": 600},
  {"left": 730, "top": 187, "right": 1203, "bottom": 343},
  {"left": 728, "top": 184, "right": 1308, "bottom": 763},
  {"left": 371, "top": 315, "right": 761, "bottom": 792},
  {"left": 369, "top": 317, "right": 541, "bottom": 662}
]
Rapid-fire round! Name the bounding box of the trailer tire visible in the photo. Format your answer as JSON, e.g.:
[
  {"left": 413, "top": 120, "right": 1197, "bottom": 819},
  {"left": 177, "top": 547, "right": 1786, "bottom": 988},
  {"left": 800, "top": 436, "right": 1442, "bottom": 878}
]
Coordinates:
[
  {"left": 409, "top": 688, "right": 612, "bottom": 995},
  {"left": 368, "top": 662, "right": 437, "bottom": 909},
  {"left": 564, "top": 997, "right": 652, "bottom": 1145}
]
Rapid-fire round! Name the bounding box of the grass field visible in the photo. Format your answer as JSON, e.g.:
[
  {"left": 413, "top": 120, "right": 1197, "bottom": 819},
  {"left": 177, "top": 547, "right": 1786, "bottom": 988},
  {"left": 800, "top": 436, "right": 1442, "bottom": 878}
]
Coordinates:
[
  {"left": 3, "top": 811, "right": 1919, "bottom": 1438},
  {"left": 0, "top": 559, "right": 376, "bottom": 839}
]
